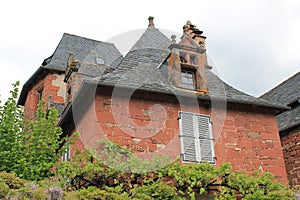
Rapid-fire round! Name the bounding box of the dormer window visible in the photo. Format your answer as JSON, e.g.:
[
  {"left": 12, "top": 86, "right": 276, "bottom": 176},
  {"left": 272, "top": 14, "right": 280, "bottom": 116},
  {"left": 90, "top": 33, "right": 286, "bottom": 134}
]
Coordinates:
[
  {"left": 179, "top": 51, "right": 198, "bottom": 90},
  {"left": 181, "top": 68, "right": 196, "bottom": 90},
  {"left": 167, "top": 22, "right": 208, "bottom": 94}
]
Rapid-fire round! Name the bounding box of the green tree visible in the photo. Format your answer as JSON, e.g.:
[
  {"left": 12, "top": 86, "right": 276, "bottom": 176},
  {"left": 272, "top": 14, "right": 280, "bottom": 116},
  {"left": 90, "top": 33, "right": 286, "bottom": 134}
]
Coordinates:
[
  {"left": 0, "top": 81, "right": 66, "bottom": 180},
  {"left": 0, "top": 82, "right": 24, "bottom": 174}
]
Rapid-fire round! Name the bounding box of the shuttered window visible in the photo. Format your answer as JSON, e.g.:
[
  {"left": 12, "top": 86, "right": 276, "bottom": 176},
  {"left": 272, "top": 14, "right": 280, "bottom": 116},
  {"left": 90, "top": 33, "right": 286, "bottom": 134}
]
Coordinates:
[{"left": 179, "top": 112, "right": 215, "bottom": 164}]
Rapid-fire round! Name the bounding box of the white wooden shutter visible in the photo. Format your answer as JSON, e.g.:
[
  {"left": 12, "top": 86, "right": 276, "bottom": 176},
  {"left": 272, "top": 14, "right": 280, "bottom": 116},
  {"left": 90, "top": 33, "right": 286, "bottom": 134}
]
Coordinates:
[
  {"left": 179, "top": 112, "right": 215, "bottom": 163},
  {"left": 179, "top": 112, "right": 197, "bottom": 162},
  {"left": 196, "top": 115, "right": 214, "bottom": 163}
]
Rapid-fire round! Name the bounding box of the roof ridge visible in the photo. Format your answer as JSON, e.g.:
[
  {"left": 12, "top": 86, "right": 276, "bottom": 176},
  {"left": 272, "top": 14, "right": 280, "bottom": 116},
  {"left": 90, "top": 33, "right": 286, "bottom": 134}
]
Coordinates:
[
  {"left": 63, "top": 33, "right": 115, "bottom": 45},
  {"left": 130, "top": 27, "right": 171, "bottom": 51}
]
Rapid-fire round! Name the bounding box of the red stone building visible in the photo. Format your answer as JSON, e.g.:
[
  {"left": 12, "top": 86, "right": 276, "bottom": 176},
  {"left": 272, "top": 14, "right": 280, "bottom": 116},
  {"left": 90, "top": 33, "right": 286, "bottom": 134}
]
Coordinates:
[
  {"left": 18, "top": 17, "right": 288, "bottom": 183},
  {"left": 261, "top": 71, "right": 300, "bottom": 186}
]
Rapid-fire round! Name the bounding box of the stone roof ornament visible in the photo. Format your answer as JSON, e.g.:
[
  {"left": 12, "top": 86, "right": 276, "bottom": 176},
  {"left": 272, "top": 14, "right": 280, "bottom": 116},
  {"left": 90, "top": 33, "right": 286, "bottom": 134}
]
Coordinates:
[
  {"left": 183, "top": 24, "right": 188, "bottom": 34},
  {"left": 64, "top": 52, "right": 79, "bottom": 82},
  {"left": 183, "top": 20, "right": 196, "bottom": 35},
  {"left": 148, "top": 16, "right": 154, "bottom": 28},
  {"left": 171, "top": 35, "right": 176, "bottom": 44},
  {"left": 186, "top": 20, "right": 192, "bottom": 26},
  {"left": 182, "top": 20, "right": 204, "bottom": 38}
]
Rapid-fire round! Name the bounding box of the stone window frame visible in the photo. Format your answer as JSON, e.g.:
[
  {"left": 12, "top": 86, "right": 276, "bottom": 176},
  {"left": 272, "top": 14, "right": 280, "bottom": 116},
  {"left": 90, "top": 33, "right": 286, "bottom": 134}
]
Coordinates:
[{"left": 178, "top": 111, "right": 215, "bottom": 164}]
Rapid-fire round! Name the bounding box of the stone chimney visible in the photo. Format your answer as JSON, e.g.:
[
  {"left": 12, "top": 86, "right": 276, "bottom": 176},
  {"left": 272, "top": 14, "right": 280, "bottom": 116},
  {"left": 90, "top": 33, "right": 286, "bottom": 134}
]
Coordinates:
[{"left": 183, "top": 20, "right": 206, "bottom": 50}]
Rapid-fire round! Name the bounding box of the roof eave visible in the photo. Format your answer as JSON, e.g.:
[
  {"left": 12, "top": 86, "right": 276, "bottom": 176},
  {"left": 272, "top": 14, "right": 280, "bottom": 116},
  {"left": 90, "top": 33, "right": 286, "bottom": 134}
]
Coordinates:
[
  {"left": 279, "top": 121, "right": 300, "bottom": 134},
  {"left": 87, "top": 80, "right": 289, "bottom": 112},
  {"left": 58, "top": 78, "right": 289, "bottom": 128}
]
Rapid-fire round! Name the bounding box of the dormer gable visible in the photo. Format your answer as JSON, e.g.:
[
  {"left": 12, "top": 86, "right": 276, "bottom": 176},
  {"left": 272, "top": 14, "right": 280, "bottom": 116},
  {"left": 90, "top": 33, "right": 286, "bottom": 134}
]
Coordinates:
[{"left": 166, "top": 21, "right": 209, "bottom": 94}]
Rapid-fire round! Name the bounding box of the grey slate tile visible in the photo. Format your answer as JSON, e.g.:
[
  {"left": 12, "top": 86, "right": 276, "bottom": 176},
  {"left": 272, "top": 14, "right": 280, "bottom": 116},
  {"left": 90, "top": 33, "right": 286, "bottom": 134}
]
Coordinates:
[{"left": 261, "top": 71, "right": 300, "bottom": 131}]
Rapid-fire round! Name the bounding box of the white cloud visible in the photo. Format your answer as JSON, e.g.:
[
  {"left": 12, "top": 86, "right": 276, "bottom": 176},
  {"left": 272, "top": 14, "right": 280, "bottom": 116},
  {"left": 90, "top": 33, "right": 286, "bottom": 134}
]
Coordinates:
[{"left": 0, "top": 0, "right": 299, "bottom": 100}]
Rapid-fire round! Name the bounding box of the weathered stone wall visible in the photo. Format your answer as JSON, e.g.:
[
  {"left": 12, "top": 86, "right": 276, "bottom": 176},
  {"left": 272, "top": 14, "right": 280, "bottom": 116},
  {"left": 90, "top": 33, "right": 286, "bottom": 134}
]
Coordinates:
[
  {"left": 24, "top": 73, "right": 66, "bottom": 119},
  {"left": 214, "top": 109, "right": 287, "bottom": 183},
  {"left": 281, "top": 127, "right": 300, "bottom": 186},
  {"left": 69, "top": 86, "right": 287, "bottom": 183}
]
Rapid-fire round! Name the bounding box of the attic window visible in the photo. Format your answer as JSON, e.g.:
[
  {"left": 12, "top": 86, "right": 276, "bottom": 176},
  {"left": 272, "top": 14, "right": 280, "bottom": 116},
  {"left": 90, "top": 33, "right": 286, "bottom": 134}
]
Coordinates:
[
  {"left": 96, "top": 58, "right": 105, "bottom": 65},
  {"left": 181, "top": 69, "right": 195, "bottom": 90}
]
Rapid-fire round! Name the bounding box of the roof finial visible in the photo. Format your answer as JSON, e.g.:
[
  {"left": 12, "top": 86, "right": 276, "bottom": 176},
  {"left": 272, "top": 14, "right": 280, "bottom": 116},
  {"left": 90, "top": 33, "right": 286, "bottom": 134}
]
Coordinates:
[
  {"left": 148, "top": 16, "right": 154, "bottom": 27},
  {"left": 171, "top": 35, "right": 176, "bottom": 44},
  {"left": 183, "top": 25, "right": 188, "bottom": 34}
]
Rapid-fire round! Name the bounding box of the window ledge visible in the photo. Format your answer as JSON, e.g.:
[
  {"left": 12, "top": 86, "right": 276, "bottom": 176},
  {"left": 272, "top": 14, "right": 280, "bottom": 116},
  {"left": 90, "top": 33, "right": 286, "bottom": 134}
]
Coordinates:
[
  {"left": 177, "top": 87, "right": 209, "bottom": 95},
  {"left": 180, "top": 62, "right": 199, "bottom": 68}
]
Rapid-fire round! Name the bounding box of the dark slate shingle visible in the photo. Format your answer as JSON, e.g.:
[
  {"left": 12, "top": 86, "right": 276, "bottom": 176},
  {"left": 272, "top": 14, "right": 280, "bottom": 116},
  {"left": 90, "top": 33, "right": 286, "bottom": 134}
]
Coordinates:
[
  {"left": 260, "top": 71, "right": 300, "bottom": 105},
  {"left": 277, "top": 105, "right": 300, "bottom": 132},
  {"left": 131, "top": 27, "right": 171, "bottom": 51},
  {"left": 43, "top": 33, "right": 123, "bottom": 71},
  {"left": 260, "top": 71, "right": 300, "bottom": 132}
]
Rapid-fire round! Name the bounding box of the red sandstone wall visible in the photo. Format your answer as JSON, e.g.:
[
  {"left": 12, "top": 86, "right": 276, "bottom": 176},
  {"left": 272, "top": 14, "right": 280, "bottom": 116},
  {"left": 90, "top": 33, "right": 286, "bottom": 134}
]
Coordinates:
[
  {"left": 214, "top": 110, "right": 287, "bottom": 183},
  {"left": 281, "top": 127, "right": 300, "bottom": 186},
  {"left": 24, "top": 73, "right": 66, "bottom": 119},
  {"left": 69, "top": 87, "right": 287, "bottom": 183}
]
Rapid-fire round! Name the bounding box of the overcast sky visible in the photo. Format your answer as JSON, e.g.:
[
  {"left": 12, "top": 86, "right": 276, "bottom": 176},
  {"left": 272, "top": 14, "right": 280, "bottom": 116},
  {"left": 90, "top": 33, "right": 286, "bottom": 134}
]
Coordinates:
[{"left": 0, "top": 0, "right": 299, "bottom": 102}]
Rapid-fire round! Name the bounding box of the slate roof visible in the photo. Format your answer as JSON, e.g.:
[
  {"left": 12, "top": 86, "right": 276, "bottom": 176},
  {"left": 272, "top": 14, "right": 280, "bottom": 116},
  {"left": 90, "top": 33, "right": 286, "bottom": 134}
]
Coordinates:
[
  {"left": 18, "top": 33, "right": 122, "bottom": 105},
  {"left": 260, "top": 71, "right": 300, "bottom": 132},
  {"left": 77, "top": 62, "right": 114, "bottom": 80},
  {"left": 83, "top": 26, "right": 287, "bottom": 112},
  {"left": 260, "top": 71, "right": 300, "bottom": 106},
  {"left": 42, "top": 33, "right": 123, "bottom": 70},
  {"left": 89, "top": 67, "right": 287, "bottom": 111},
  {"left": 130, "top": 27, "right": 171, "bottom": 51},
  {"left": 98, "top": 27, "right": 171, "bottom": 84},
  {"left": 276, "top": 105, "right": 300, "bottom": 132},
  {"left": 19, "top": 22, "right": 288, "bottom": 121}
]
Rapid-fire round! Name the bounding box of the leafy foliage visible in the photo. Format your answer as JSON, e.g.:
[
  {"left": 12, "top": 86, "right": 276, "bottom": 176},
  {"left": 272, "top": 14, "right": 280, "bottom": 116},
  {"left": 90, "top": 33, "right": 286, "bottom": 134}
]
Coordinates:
[
  {"left": 0, "top": 82, "right": 24, "bottom": 175},
  {"left": 52, "top": 140, "right": 297, "bottom": 199},
  {"left": 0, "top": 82, "right": 66, "bottom": 180},
  {"left": 0, "top": 142, "right": 298, "bottom": 200},
  {"left": 0, "top": 148, "right": 297, "bottom": 199}
]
